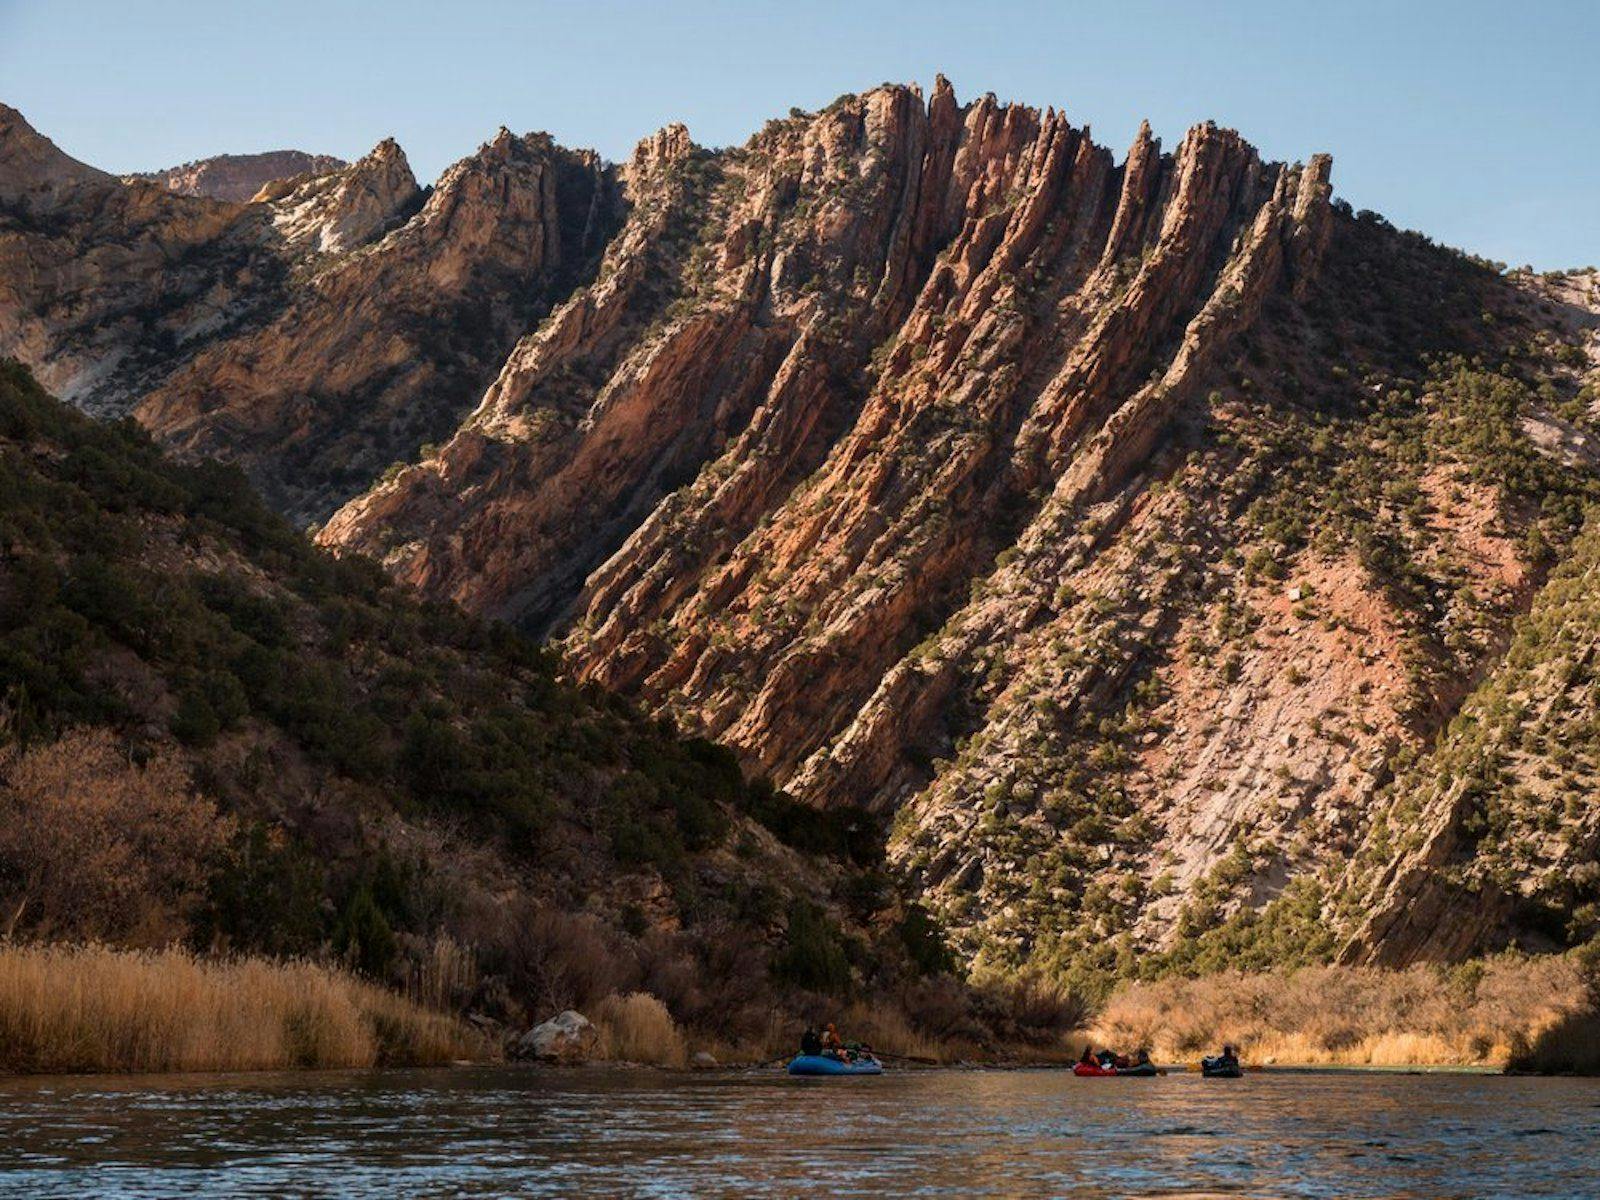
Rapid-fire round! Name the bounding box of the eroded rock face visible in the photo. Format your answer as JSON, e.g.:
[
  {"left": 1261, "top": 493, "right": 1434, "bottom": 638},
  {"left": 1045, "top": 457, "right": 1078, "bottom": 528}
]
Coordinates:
[
  {"left": 1, "top": 106, "right": 619, "bottom": 520},
  {"left": 259, "top": 138, "right": 420, "bottom": 254},
  {"left": 318, "top": 87, "right": 1600, "bottom": 973},
  {"left": 129, "top": 149, "right": 346, "bottom": 202},
  {"left": 132, "top": 128, "right": 617, "bottom": 521},
  {"left": 0, "top": 104, "right": 264, "bottom": 409},
  {"left": 0, "top": 103, "right": 114, "bottom": 198},
  {"left": 312, "top": 83, "right": 1367, "bottom": 968}
]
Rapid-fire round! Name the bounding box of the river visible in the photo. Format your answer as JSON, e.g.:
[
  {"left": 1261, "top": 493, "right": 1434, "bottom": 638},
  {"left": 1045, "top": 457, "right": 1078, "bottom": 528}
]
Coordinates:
[{"left": 0, "top": 1065, "right": 1595, "bottom": 1197}]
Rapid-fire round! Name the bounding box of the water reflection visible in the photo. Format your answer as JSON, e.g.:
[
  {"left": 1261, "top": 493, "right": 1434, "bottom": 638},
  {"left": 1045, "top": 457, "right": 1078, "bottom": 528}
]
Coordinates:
[{"left": 0, "top": 1066, "right": 1596, "bottom": 1198}]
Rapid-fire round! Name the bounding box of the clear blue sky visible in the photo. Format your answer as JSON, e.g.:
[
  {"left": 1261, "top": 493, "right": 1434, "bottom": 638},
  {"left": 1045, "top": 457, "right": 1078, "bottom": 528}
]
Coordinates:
[{"left": 1, "top": 0, "right": 1594, "bottom": 269}]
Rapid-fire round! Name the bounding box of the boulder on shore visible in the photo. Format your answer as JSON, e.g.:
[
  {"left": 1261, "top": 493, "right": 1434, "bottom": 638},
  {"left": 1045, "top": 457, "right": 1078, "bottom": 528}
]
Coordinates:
[{"left": 514, "top": 1010, "right": 597, "bottom": 1062}]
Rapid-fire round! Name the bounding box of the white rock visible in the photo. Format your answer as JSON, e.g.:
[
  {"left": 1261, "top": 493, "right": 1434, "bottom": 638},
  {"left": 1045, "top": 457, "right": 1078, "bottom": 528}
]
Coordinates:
[{"left": 515, "top": 1009, "right": 598, "bottom": 1062}]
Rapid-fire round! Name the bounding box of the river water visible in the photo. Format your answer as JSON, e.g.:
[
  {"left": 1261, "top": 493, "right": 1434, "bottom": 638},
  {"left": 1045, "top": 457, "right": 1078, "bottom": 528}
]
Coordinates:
[{"left": 0, "top": 1065, "right": 1596, "bottom": 1198}]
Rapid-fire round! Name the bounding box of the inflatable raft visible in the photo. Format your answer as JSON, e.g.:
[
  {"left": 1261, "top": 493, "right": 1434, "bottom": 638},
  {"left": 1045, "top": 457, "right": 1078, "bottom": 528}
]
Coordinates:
[
  {"left": 1073, "top": 1062, "right": 1159, "bottom": 1077},
  {"left": 787, "top": 1054, "right": 883, "bottom": 1076},
  {"left": 1201, "top": 1057, "right": 1242, "bottom": 1078}
]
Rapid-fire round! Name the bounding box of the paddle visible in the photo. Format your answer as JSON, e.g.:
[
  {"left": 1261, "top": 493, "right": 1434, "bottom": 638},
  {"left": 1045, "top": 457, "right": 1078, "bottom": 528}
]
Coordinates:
[{"left": 868, "top": 1050, "right": 938, "bottom": 1065}]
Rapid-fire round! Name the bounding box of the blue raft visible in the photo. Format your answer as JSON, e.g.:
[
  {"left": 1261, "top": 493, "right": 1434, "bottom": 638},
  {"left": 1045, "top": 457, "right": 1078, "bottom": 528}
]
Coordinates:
[{"left": 787, "top": 1054, "right": 883, "bottom": 1076}]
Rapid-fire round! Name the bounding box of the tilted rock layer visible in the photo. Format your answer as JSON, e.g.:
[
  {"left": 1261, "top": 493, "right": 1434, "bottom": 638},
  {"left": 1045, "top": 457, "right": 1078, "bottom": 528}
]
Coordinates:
[{"left": 3, "top": 82, "right": 1599, "bottom": 977}]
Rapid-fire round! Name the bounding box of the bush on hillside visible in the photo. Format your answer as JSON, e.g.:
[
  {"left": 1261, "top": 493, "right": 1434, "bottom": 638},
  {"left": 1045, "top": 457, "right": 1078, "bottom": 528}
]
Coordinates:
[
  {"left": 0, "top": 729, "right": 234, "bottom": 943},
  {"left": 771, "top": 900, "right": 854, "bottom": 995}
]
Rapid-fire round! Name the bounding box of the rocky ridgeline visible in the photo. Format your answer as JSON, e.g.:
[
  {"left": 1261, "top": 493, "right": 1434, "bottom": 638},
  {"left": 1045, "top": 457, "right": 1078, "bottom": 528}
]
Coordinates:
[
  {"left": 2, "top": 83, "right": 1598, "bottom": 977},
  {"left": 135, "top": 127, "right": 616, "bottom": 521},
  {"left": 128, "top": 149, "right": 347, "bottom": 202}
]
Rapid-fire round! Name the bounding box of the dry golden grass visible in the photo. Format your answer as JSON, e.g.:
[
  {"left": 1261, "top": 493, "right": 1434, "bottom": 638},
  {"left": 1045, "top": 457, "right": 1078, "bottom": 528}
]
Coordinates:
[
  {"left": 837, "top": 1000, "right": 945, "bottom": 1061},
  {"left": 689, "top": 1010, "right": 793, "bottom": 1066},
  {"left": 1092, "top": 958, "right": 1586, "bottom": 1068},
  {"left": 0, "top": 943, "right": 486, "bottom": 1075},
  {"left": 405, "top": 933, "right": 478, "bottom": 1014},
  {"left": 594, "top": 991, "right": 688, "bottom": 1066}
]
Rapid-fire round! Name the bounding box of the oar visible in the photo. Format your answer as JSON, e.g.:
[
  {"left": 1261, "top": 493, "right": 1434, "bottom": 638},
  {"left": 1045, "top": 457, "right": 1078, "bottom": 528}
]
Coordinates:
[{"left": 869, "top": 1050, "right": 938, "bottom": 1065}]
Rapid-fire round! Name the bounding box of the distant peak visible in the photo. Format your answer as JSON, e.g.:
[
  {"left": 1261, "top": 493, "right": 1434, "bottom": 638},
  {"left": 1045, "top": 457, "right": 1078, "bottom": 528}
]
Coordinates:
[
  {"left": 132, "top": 149, "right": 346, "bottom": 202},
  {"left": 630, "top": 123, "right": 695, "bottom": 173}
]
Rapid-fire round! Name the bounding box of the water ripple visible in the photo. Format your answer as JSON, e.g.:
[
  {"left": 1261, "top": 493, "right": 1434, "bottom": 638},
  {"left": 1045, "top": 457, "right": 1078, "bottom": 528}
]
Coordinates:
[{"left": 0, "top": 1067, "right": 1596, "bottom": 1198}]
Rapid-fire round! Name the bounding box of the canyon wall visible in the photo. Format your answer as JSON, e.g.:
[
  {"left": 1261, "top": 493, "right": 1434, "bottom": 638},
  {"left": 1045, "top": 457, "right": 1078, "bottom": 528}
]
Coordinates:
[{"left": 3, "top": 83, "right": 1598, "bottom": 976}]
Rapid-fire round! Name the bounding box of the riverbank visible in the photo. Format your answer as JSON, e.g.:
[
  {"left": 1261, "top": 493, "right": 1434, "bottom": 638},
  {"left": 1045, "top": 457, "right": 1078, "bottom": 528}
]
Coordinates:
[
  {"left": 5, "top": 943, "right": 1595, "bottom": 1076},
  {"left": 0, "top": 943, "right": 1083, "bottom": 1076},
  {"left": 0, "top": 943, "right": 484, "bottom": 1074},
  {"left": 521, "top": 958, "right": 1598, "bottom": 1072},
  {"left": 1089, "top": 958, "right": 1590, "bottom": 1070}
]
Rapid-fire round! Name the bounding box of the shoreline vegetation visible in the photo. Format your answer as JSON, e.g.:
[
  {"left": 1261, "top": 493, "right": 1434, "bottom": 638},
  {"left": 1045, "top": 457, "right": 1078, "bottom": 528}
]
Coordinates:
[
  {"left": 1089, "top": 958, "right": 1593, "bottom": 1072},
  {"left": 0, "top": 943, "right": 482, "bottom": 1075},
  {"left": 3, "top": 943, "right": 1596, "bottom": 1077}
]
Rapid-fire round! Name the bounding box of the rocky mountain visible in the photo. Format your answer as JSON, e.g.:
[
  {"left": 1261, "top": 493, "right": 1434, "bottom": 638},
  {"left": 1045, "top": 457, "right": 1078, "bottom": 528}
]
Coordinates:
[
  {"left": 1, "top": 82, "right": 1597, "bottom": 985},
  {"left": 1, "top": 105, "right": 618, "bottom": 520},
  {"left": 135, "top": 128, "right": 616, "bottom": 521},
  {"left": 128, "top": 149, "right": 347, "bottom": 202}
]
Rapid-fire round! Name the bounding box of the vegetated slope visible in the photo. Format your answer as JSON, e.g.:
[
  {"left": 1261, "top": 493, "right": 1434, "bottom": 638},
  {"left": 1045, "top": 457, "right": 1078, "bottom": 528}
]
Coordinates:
[
  {"left": 128, "top": 150, "right": 348, "bottom": 202},
  {"left": 315, "top": 82, "right": 1600, "bottom": 978},
  {"left": 0, "top": 359, "right": 975, "bottom": 1044},
  {"left": 1341, "top": 484, "right": 1600, "bottom": 966}
]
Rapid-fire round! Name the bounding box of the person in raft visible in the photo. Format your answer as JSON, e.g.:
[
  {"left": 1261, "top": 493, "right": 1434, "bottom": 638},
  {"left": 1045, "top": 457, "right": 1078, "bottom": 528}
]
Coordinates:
[
  {"left": 821, "top": 1022, "right": 855, "bottom": 1061},
  {"left": 1096, "top": 1047, "right": 1132, "bottom": 1069},
  {"left": 1081, "top": 1046, "right": 1132, "bottom": 1070},
  {"left": 800, "top": 1025, "right": 822, "bottom": 1057}
]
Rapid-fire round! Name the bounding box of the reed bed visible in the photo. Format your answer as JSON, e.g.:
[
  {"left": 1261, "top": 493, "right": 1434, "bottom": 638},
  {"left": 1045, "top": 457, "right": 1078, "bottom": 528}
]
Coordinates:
[
  {"left": 1091, "top": 958, "right": 1585, "bottom": 1068},
  {"left": 0, "top": 943, "right": 485, "bottom": 1075},
  {"left": 594, "top": 991, "right": 688, "bottom": 1067}
]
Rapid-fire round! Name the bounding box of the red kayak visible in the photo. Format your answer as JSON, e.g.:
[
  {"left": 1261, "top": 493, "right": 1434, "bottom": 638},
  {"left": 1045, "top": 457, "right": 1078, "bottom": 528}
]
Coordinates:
[
  {"left": 1073, "top": 1061, "right": 1161, "bottom": 1076},
  {"left": 1072, "top": 1062, "right": 1119, "bottom": 1076}
]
